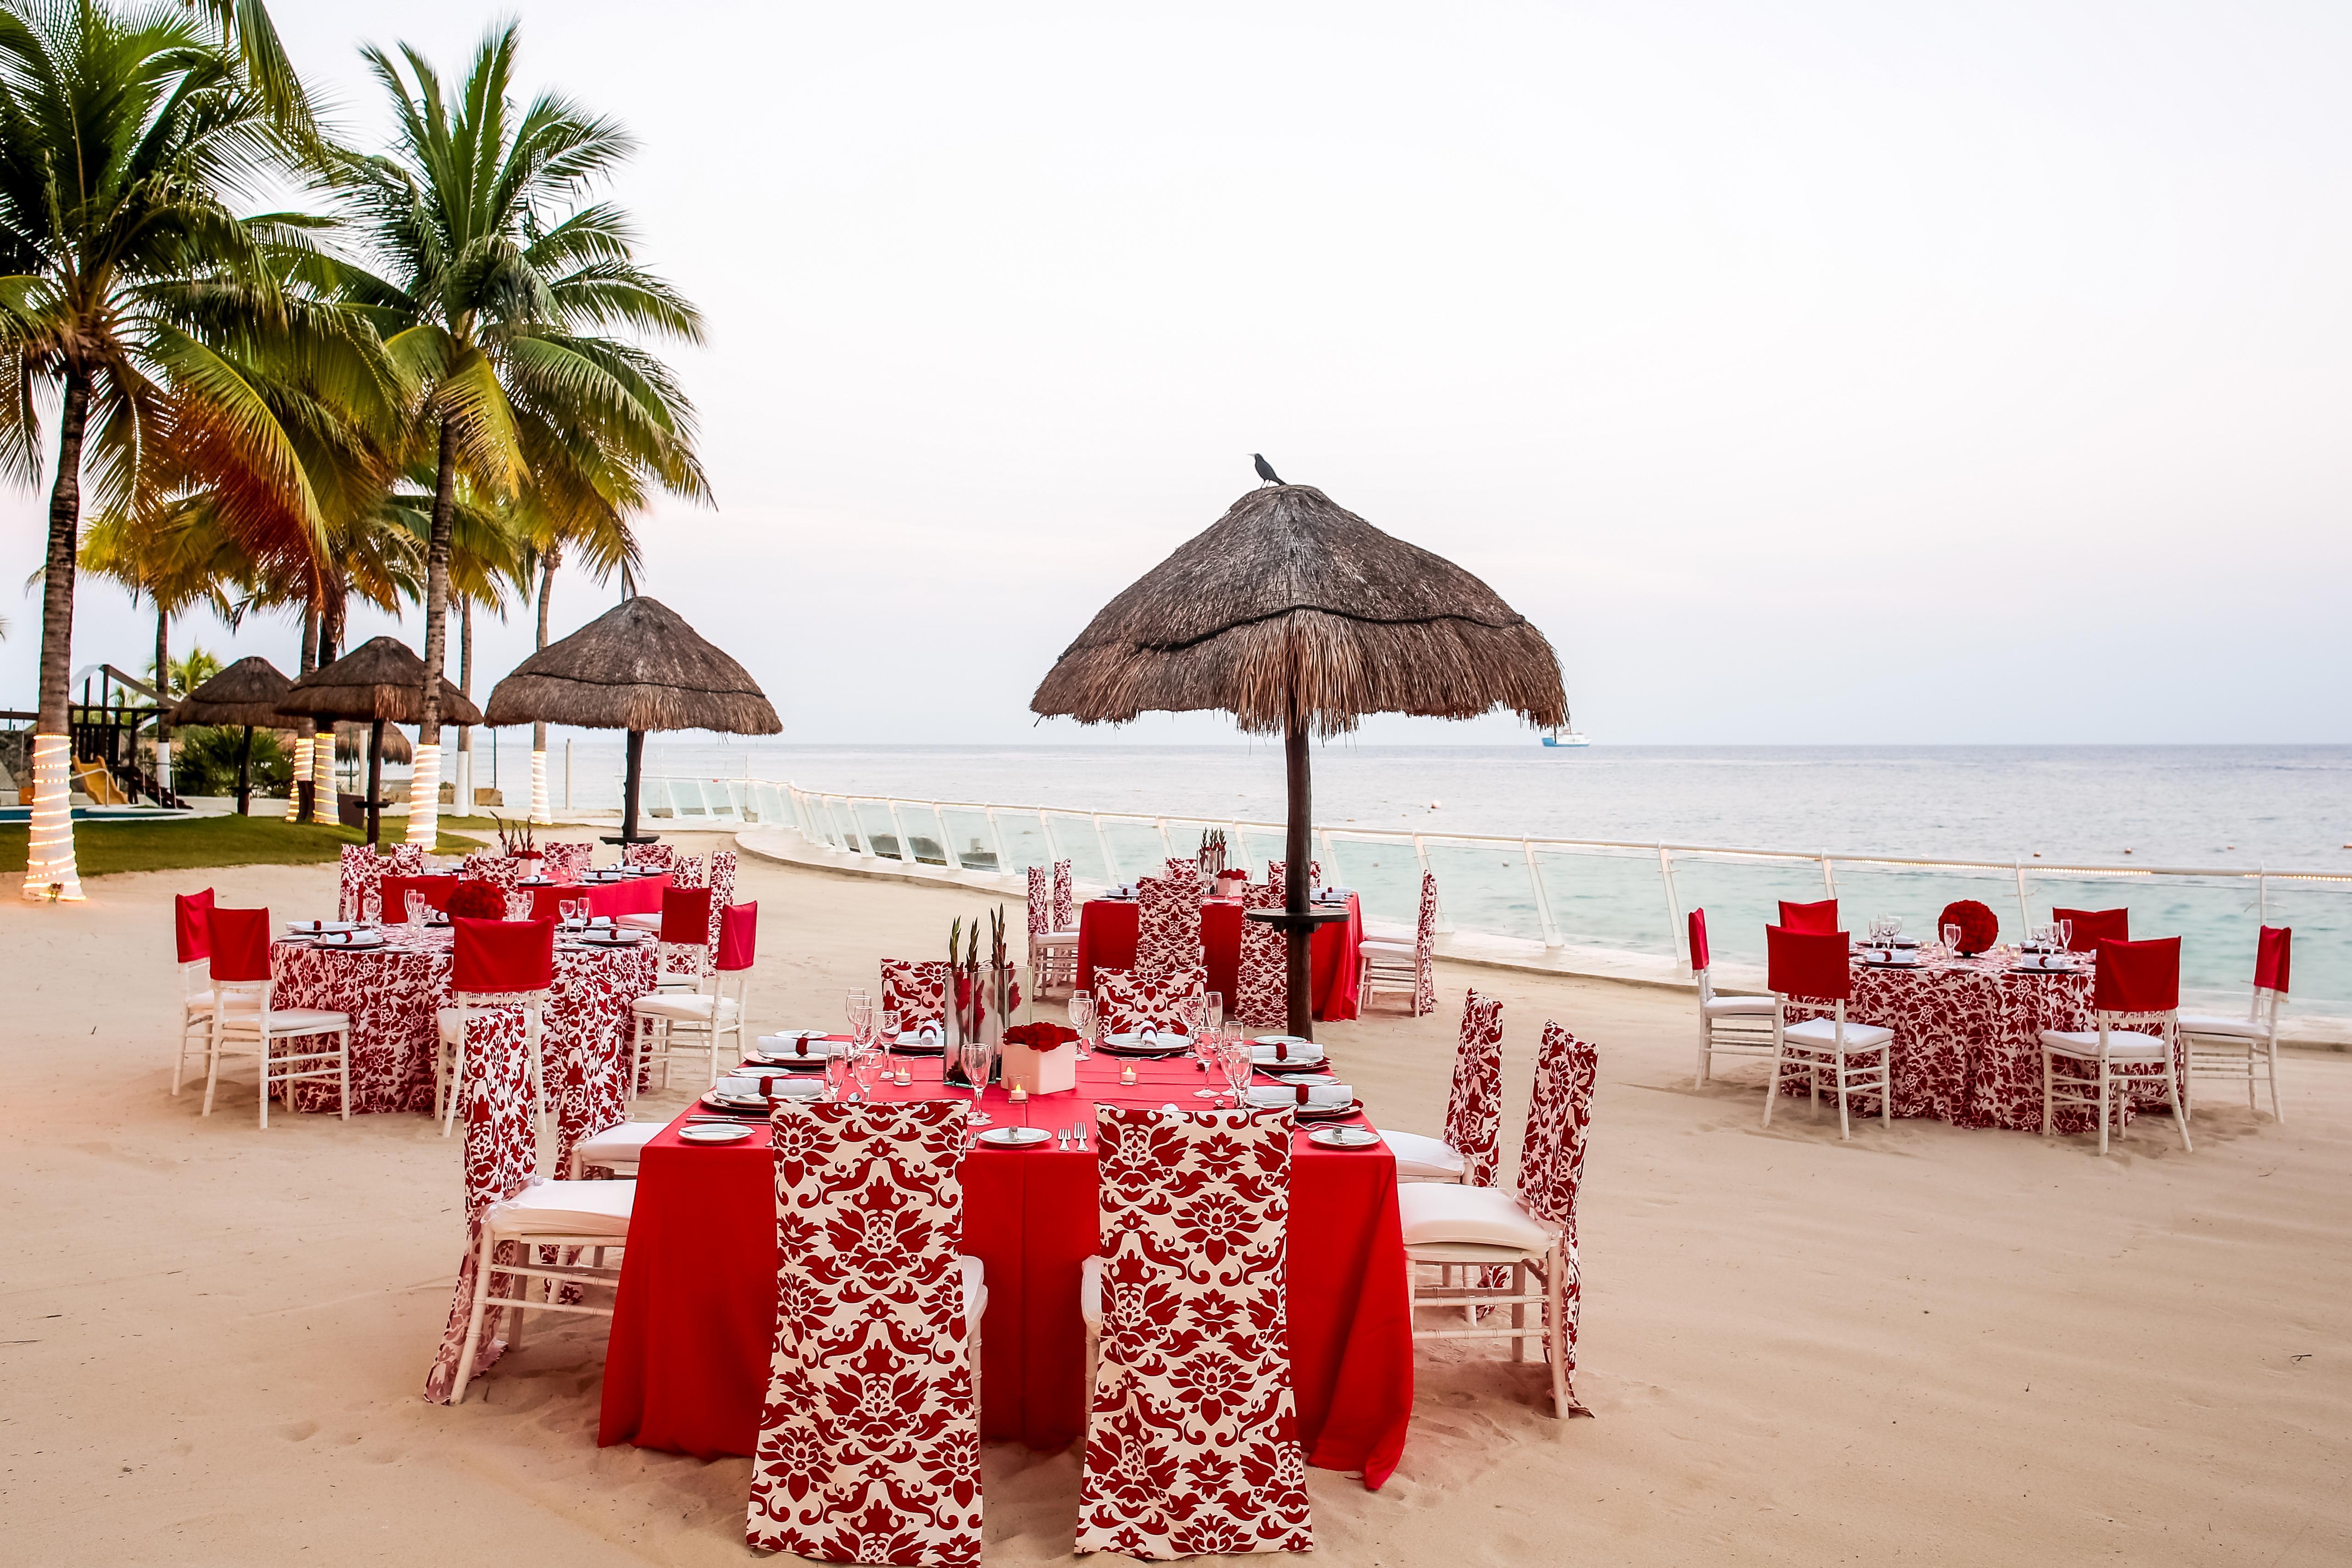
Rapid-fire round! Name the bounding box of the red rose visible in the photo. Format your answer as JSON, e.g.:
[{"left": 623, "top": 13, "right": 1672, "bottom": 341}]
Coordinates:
[
  {"left": 1003, "top": 1021, "right": 1078, "bottom": 1049},
  {"left": 446, "top": 879, "right": 508, "bottom": 921},
  {"left": 1937, "top": 898, "right": 1999, "bottom": 955}
]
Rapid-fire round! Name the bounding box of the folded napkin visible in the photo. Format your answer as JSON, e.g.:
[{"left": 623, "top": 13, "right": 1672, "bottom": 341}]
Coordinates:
[
  {"left": 1252, "top": 1036, "right": 1318, "bottom": 1062},
  {"left": 758, "top": 1031, "right": 835, "bottom": 1057},
  {"left": 1248, "top": 1082, "right": 1353, "bottom": 1109}
]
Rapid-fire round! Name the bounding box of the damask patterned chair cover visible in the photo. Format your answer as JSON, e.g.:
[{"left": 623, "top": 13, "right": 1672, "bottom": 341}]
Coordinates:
[
  {"left": 1077, "top": 1106, "right": 1314, "bottom": 1558},
  {"left": 1231, "top": 881, "right": 1288, "bottom": 1028},
  {"left": 1263, "top": 860, "right": 1323, "bottom": 899},
  {"left": 458, "top": 852, "right": 527, "bottom": 891},
  {"left": 385, "top": 843, "right": 430, "bottom": 876},
  {"left": 1093, "top": 966, "right": 1206, "bottom": 1034},
  {"left": 882, "top": 960, "right": 949, "bottom": 1032},
  {"left": 1160, "top": 858, "right": 1202, "bottom": 898},
  {"left": 622, "top": 842, "right": 677, "bottom": 872},
  {"left": 423, "top": 1003, "right": 539, "bottom": 1403},
  {"left": 1375, "top": 989, "right": 1505, "bottom": 1186},
  {"left": 747, "top": 1098, "right": 982, "bottom": 1567},
  {"left": 1133, "top": 876, "right": 1204, "bottom": 975},
  {"left": 704, "top": 850, "right": 738, "bottom": 949},
  {"left": 1051, "top": 859, "right": 1076, "bottom": 931},
  {"left": 1518, "top": 1021, "right": 1599, "bottom": 1410},
  {"left": 1027, "top": 865, "right": 1079, "bottom": 994},
  {"left": 1359, "top": 871, "right": 1440, "bottom": 1016},
  {"left": 339, "top": 844, "right": 387, "bottom": 923},
  {"left": 539, "top": 842, "right": 593, "bottom": 884}
]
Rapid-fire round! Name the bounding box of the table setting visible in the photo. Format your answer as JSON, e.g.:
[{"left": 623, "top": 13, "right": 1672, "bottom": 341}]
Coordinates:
[{"left": 1075, "top": 887, "right": 1364, "bottom": 1021}]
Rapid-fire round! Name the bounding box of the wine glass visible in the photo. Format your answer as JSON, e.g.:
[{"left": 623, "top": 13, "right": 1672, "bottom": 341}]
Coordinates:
[
  {"left": 958, "top": 1033, "right": 995, "bottom": 1127},
  {"left": 2055, "top": 919, "right": 2073, "bottom": 954},
  {"left": 850, "top": 1045, "right": 883, "bottom": 1104},
  {"left": 876, "top": 1008, "right": 901, "bottom": 1077},
  {"left": 560, "top": 897, "right": 585, "bottom": 931},
  {"left": 845, "top": 987, "right": 873, "bottom": 1047},
  {"left": 1883, "top": 916, "right": 1902, "bottom": 948},
  {"left": 1942, "top": 921, "right": 1962, "bottom": 959},
  {"left": 505, "top": 892, "right": 534, "bottom": 921},
  {"left": 1204, "top": 991, "right": 1224, "bottom": 1036},
  {"left": 1220, "top": 1036, "right": 1255, "bottom": 1109},
  {"left": 1069, "top": 990, "right": 1096, "bottom": 1061}
]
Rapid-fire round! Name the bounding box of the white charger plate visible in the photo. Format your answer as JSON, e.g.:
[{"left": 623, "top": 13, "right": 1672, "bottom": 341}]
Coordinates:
[
  {"left": 680, "top": 1125, "right": 751, "bottom": 1144},
  {"left": 1308, "top": 1125, "right": 1381, "bottom": 1150},
  {"left": 977, "top": 1125, "right": 1054, "bottom": 1148}
]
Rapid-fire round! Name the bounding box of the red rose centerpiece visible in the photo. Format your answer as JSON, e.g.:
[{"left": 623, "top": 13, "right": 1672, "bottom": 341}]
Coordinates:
[
  {"left": 1001, "top": 1019, "right": 1080, "bottom": 1095},
  {"left": 1937, "top": 898, "right": 1999, "bottom": 956},
  {"left": 446, "top": 879, "right": 508, "bottom": 922}
]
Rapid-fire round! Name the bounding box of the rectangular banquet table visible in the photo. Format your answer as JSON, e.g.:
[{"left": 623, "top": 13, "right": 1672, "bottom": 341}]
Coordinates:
[
  {"left": 1076, "top": 894, "right": 1363, "bottom": 1022},
  {"left": 599, "top": 1043, "right": 1414, "bottom": 1488},
  {"left": 1780, "top": 949, "right": 2181, "bottom": 1134}
]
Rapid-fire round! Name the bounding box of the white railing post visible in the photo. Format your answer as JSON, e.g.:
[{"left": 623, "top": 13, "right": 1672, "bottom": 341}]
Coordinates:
[
  {"left": 1156, "top": 817, "right": 1173, "bottom": 859},
  {"left": 1821, "top": 852, "right": 1836, "bottom": 897},
  {"left": 2014, "top": 859, "right": 2032, "bottom": 936},
  {"left": 940, "top": 803, "right": 966, "bottom": 871},
  {"left": 1316, "top": 828, "right": 1341, "bottom": 889},
  {"left": 1093, "top": 814, "right": 1121, "bottom": 885},
  {"left": 2258, "top": 869, "right": 2268, "bottom": 924},
  {"left": 986, "top": 808, "right": 1010, "bottom": 875},
  {"left": 1659, "top": 844, "right": 1686, "bottom": 967},
  {"left": 885, "top": 800, "right": 916, "bottom": 864},
  {"left": 1415, "top": 835, "right": 1449, "bottom": 933},
  {"left": 1525, "top": 838, "right": 1562, "bottom": 948}
]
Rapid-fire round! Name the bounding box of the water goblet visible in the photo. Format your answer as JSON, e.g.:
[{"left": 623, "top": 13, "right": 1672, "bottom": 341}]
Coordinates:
[
  {"left": 1220, "top": 1036, "right": 1255, "bottom": 1109},
  {"left": 1942, "top": 922, "right": 1963, "bottom": 959},
  {"left": 958, "top": 1034, "right": 995, "bottom": 1127},
  {"left": 845, "top": 986, "right": 873, "bottom": 1043},
  {"left": 1884, "top": 916, "right": 1902, "bottom": 947},
  {"left": 505, "top": 892, "right": 535, "bottom": 921},
  {"left": 850, "top": 1046, "right": 883, "bottom": 1104},
  {"left": 1070, "top": 990, "right": 1096, "bottom": 1060},
  {"left": 405, "top": 889, "right": 427, "bottom": 925}
]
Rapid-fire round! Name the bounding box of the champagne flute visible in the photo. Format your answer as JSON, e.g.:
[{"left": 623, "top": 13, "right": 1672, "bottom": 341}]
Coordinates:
[
  {"left": 1942, "top": 922, "right": 1962, "bottom": 959},
  {"left": 1204, "top": 991, "right": 1224, "bottom": 1036},
  {"left": 1070, "top": 990, "right": 1096, "bottom": 1061},
  {"left": 2056, "top": 919, "right": 2073, "bottom": 954}
]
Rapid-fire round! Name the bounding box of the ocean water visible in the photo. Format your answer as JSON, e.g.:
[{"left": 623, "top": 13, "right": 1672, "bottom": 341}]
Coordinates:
[{"left": 458, "top": 737, "right": 2352, "bottom": 1014}]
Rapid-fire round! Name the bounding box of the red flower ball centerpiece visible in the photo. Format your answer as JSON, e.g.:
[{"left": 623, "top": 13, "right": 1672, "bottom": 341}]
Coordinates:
[
  {"left": 1003, "top": 1021, "right": 1080, "bottom": 1051},
  {"left": 445, "top": 879, "right": 507, "bottom": 922},
  {"left": 1937, "top": 898, "right": 1999, "bottom": 956}
]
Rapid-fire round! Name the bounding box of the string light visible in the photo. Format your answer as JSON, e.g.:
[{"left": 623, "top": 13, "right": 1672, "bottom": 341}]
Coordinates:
[
  {"left": 21, "top": 734, "right": 83, "bottom": 901},
  {"left": 310, "top": 726, "right": 334, "bottom": 819},
  {"left": 283, "top": 734, "right": 310, "bottom": 820},
  {"left": 406, "top": 741, "right": 441, "bottom": 848},
  {"left": 529, "top": 748, "right": 551, "bottom": 826}
]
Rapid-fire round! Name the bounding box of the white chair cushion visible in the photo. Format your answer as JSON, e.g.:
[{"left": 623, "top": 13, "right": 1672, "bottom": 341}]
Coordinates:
[
  {"left": 2177, "top": 1013, "right": 2267, "bottom": 1041},
  {"left": 1374, "top": 1127, "right": 1465, "bottom": 1181},
  {"left": 213, "top": 1006, "right": 347, "bottom": 1036},
  {"left": 1782, "top": 1017, "right": 1895, "bottom": 1052},
  {"left": 1703, "top": 994, "right": 1778, "bottom": 1017},
  {"left": 1358, "top": 939, "right": 1417, "bottom": 960},
  {"left": 1361, "top": 923, "right": 1414, "bottom": 946},
  {"left": 1397, "top": 1182, "right": 1552, "bottom": 1254},
  {"left": 962, "top": 1253, "right": 987, "bottom": 1325},
  {"left": 2039, "top": 1029, "right": 2169, "bottom": 1062},
  {"left": 486, "top": 1178, "right": 636, "bottom": 1238},
  {"left": 183, "top": 990, "right": 216, "bottom": 1014},
  {"left": 572, "top": 1121, "right": 666, "bottom": 1166},
  {"left": 616, "top": 912, "right": 663, "bottom": 931},
  {"left": 1033, "top": 930, "right": 1080, "bottom": 948},
  {"left": 632, "top": 994, "right": 742, "bottom": 1022},
  {"left": 1079, "top": 1253, "right": 1101, "bottom": 1330}
]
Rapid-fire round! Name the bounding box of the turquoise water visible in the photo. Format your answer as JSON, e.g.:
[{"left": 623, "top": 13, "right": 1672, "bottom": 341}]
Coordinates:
[{"left": 470, "top": 737, "right": 2352, "bottom": 1015}]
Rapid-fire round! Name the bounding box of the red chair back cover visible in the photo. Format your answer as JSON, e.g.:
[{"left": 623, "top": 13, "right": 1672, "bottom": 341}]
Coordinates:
[
  {"left": 2093, "top": 936, "right": 2180, "bottom": 1015},
  {"left": 1444, "top": 989, "right": 1506, "bottom": 1186},
  {"left": 1686, "top": 908, "right": 1711, "bottom": 973},
  {"left": 1050, "top": 859, "right": 1075, "bottom": 930},
  {"left": 1766, "top": 925, "right": 1851, "bottom": 1003},
  {"left": 1134, "top": 875, "right": 1204, "bottom": 974},
  {"left": 1516, "top": 1020, "right": 1599, "bottom": 1413},
  {"left": 206, "top": 906, "right": 273, "bottom": 984},
  {"left": 379, "top": 873, "right": 458, "bottom": 923},
  {"left": 1777, "top": 898, "right": 1839, "bottom": 934},
  {"left": 746, "top": 1098, "right": 980, "bottom": 1565},
  {"left": 2054, "top": 906, "right": 2129, "bottom": 951},
  {"left": 174, "top": 888, "right": 215, "bottom": 964},
  {"left": 880, "top": 959, "right": 948, "bottom": 1031},
  {"left": 421, "top": 968, "right": 538, "bottom": 1404},
  {"left": 1078, "top": 1106, "right": 1314, "bottom": 1557},
  {"left": 452, "top": 916, "right": 555, "bottom": 994},
  {"left": 1231, "top": 880, "right": 1288, "bottom": 1028},
  {"left": 1093, "top": 965, "right": 1205, "bottom": 1033},
  {"left": 716, "top": 902, "right": 758, "bottom": 972},
  {"left": 656, "top": 885, "right": 714, "bottom": 947},
  {"left": 2256, "top": 925, "right": 2292, "bottom": 994}
]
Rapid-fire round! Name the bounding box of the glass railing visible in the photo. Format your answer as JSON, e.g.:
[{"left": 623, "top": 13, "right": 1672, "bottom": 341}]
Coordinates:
[{"left": 640, "top": 776, "right": 2352, "bottom": 1020}]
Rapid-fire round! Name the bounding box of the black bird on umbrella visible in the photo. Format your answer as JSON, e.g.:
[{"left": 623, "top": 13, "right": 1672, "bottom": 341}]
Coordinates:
[{"left": 1253, "top": 453, "right": 1285, "bottom": 486}]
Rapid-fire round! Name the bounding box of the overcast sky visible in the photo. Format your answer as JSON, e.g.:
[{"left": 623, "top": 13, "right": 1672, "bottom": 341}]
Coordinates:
[{"left": 4, "top": 0, "right": 2346, "bottom": 745}]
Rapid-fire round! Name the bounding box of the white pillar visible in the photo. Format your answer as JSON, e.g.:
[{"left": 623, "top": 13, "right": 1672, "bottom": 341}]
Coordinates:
[
  {"left": 455, "top": 742, "right": 473, "bottom": 820},
  {"left": 405, "top": 742, "right": 441, "bottom": 848},
  {"left": 284, "top": 733, "right": 309, "bottom": 821},
  {"left": 21, "top": 734, "right": 83, "bottom": 900},
  {"left": 529, "top": 748, "right": 551, "bottom": 825},
  {"left": 310, "top": 729, "right": 335, "bottom": 820}
]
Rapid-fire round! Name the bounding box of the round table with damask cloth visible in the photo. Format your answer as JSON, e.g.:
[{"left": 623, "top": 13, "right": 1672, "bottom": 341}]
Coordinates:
[
  {"left": 1779, "top": 949, "right": 2182, "bottom": 1135},
  {"left": 271, "top": 924, "right": 656, "bottom": 1168}
]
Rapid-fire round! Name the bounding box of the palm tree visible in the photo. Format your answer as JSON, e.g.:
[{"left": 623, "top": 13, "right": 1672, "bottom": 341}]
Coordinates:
[
  {"left": 0, "top": 0, "right": 330, "bottom": 896},
  {"left": 329, "top": 21, "right": 705, "bottom": 846}
]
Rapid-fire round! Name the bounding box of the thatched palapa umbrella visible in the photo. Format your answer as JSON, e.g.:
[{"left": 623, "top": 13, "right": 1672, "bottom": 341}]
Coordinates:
[
  {"left": 484, "top": 597, "right": 779, "bottom": 843},
  {"left": 280, "top": 637, "right": 482, "bottom": 845},
  {"left": 336, "top": 721, "right": 413, "bottom": 766},
  {"left": 169, "top": 656, "right": 292, "bottom": 816},
  {"left": 1032, "top": 478, "right": 1566, "bottom": 1037}
]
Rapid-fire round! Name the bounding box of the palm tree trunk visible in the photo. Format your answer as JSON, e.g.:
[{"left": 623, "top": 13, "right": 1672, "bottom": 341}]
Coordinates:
[
  {"left": 153, "top": 604, "right": 172, "bottom": 802},
  {"left": 25, "top": 369, "right": 90, "bottom": 900},
  {"left": 530, "top": 546, "right": 557, "bottom": 824},
  {"left": 406, "top": 416, "right": 456, "bottom": 847},
  {"left": 313, "top": 589, "right": 341, "bottom": 828},
  {"left": 455, "top": 597, "right": 472, "bottom": 819},
  {"left": 291, "top": 597, "right": 319, "bottom": 821}
]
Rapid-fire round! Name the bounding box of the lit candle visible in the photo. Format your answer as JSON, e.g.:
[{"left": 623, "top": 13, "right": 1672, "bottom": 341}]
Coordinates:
[
  {"left": 1120, "top": 1062, "right": 1137, "bottom": 1086},
  {"left": 1009, "top": 1080, "right": 1028, "bottom": 1102}
]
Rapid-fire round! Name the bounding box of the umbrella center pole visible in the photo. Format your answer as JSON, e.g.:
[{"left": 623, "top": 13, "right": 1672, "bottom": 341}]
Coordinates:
[
  {"left": 622, "top": 729, "right": 644, "bottom": 843},
  {"left": 1286, "top": 719, "right": 1314, "bottom": 1041},
  {"left": 366, "top": 719, "right": 385, "bottom": 846}
]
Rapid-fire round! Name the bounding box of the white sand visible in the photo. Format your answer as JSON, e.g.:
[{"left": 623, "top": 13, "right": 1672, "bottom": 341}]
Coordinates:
[{"left": 5, "top": 832, "right": 2347, "bottom": 1566}]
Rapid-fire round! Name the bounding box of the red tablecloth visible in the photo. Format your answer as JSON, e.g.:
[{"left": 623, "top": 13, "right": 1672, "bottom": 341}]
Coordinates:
[
  {"left": 1076, "top": 895, "right": 1362, "bottom": 1022},
  {"left": 1781, "top": 952, "right": 2181, "bottom": 1133},
  {"left": 599, "top": 1044, "right": 1413, "bottom": 1488},
  {"left": 378, "top": 872, "right": 670, "bottom": 924}
]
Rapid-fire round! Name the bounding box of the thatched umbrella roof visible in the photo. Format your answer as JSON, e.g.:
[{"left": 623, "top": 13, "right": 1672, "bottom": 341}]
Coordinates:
[
  {"left": 482, "top": 596, "right": 780, "bottom": 733},
  {"left": 170, "top": 656, "right": 294, "bottom": 728},
  {"left": 1031, "top": 483, "right": 1566, "bottom": 736},
  {"left": 336, "top": 721, "right": 412, "bottom": 765},
  {"left": 279, "top": 636, "right": 483, "bottom": 726}
]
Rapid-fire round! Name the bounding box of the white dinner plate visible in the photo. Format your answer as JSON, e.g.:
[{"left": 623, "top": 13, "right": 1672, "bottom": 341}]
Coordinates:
[
  {"left": 700, "top": 1091, "right": 772, "bottom": 1111},
  {"left": 1308, "top": 1125, "right": 1382, "bottom": 1150},
  {"left": 1100, "top": 1032, "right": 1191, "bottom": 1055},
  {"left": 976, "top": 1125, "right": 1054, "bottom": 1148},
  {"left": 679, "top": 1124, "right": 752, "bottom": 1144}
]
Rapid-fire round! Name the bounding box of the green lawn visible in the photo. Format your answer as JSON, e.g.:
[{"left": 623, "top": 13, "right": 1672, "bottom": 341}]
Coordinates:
[{"left": 0, "top": 814, "right": 483, "bottom": 879}]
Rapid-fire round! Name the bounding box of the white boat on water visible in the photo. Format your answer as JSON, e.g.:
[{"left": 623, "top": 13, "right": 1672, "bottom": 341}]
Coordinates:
[{"left": 1542, "top": 721, "right": 1591, "bottom": 749}]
